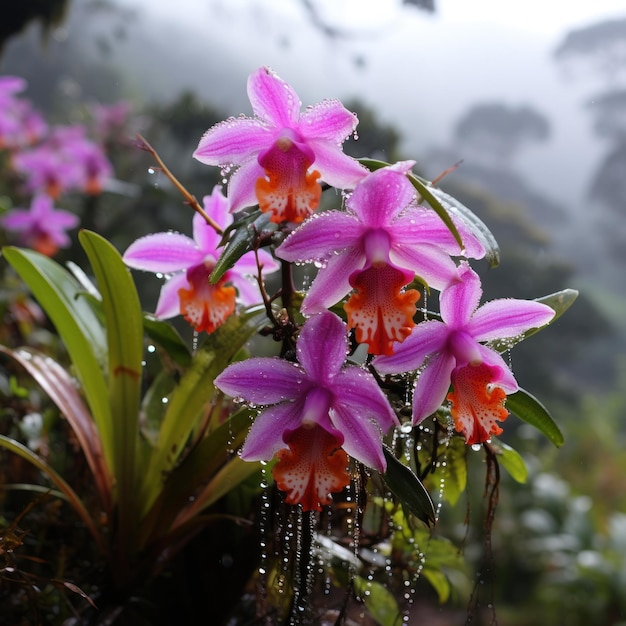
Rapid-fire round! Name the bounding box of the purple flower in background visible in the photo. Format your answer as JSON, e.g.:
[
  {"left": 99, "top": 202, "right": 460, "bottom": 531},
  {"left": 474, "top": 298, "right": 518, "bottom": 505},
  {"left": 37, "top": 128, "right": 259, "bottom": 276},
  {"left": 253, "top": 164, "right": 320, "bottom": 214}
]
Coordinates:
[
  {"left": 193, "top": 66, "right": 367, "bottom": 222},
  {"left": 123, "top": 186, "right": 278, "bottom": 333},
  {"left": 0, "top": 194, "right": 79, "bottom": 256},
  {"left": 374, "top": 262, "right": 555, "bottom": 444},
  {"left": 215, "top": 311, "right": 398, "bottom": 511}
]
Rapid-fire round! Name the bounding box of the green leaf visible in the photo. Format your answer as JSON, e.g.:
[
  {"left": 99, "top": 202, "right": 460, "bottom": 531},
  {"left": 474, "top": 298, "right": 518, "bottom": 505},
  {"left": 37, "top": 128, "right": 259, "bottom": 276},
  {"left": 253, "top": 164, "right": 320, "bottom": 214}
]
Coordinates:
[
  {"left": 422, "top": 568, "right": 451, "bottom": 604},
  {"left": 536, "top": 288, "right": 579, "bottom": 323},
  {"left": 143, "top": 315, "right": 191, "bottom": 367},
  {"left": 139, "top": 407, "right": 254, "bottom": 542},
  {"left": 354, "top": 576, "right": 401, "bottom": 626},
  {"left": 426, "top": 186, "right": 500, "bottom": 268},
  {"left": 436, "top": 435, "right": 467, "bottom": 506},
  {"left": 210, "top": 210, "right": 273, "bottom": 284},
  {"left": 496, "top": 441, "right": 528, "bottom": 484},
  {"left": 79, "top": 230, "right": 144, "bottom": 537},
  {"left": 2, "top": 246, "right": 112, "bottom": 466},
  {"left": 382, "top": 446, "right": 436, "bottom": 527},
  {"left": 139, "top": 308, "right": 266, "bottom": 514},
  {"left": 507, "top": 388, "right": 564, "bottom": 447}
]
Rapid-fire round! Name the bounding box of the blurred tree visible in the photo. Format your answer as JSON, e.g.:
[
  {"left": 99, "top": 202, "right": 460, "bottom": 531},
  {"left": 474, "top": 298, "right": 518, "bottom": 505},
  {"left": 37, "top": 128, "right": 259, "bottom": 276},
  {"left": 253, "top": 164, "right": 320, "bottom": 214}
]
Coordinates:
[
  {"left": 554, "top": 17, "right": 626, "bottom": 84},
  {"left": 0, "top": 0, "right": 70, "bottom": 53},
  {"left": 453, "top": 102, "right": 550, "bottom": 166}
]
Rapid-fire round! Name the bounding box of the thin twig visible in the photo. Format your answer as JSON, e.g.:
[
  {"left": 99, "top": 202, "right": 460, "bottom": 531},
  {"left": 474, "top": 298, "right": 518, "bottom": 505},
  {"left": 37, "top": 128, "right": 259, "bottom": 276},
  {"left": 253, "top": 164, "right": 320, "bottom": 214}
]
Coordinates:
[{"left": 135, "top": 133, "right": 223, "bottom": 235}]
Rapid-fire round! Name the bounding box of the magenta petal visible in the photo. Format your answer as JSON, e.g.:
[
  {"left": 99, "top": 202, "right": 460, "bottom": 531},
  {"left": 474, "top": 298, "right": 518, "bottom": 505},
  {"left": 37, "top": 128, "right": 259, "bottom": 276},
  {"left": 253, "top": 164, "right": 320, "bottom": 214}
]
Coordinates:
[
  {"left": 154, "top": 273, "right": 188, "bottom": 319},
  {"left": 306, "top": 139, "right": 368, "bottom": 189},
  {"left": 228, "top": 157, "right": 266, "bottom": 213},
  {"left": 49, "top": 210, "right": 80, "bottom": 229},
  {"left": 192, "top": 212, "right": 221, "bottom": 255},
  {"left": 477, "top": 345, "right": 519, "bottom": 393},
  {"left": 330, "top": 402, "right": 387, "bottom": 471},
  {"left": 333, "top": 368, "right": 398, "bottom": 431},
  {"left": 373, "top": 320, "right": 448, "bottom": 375},
  {"left": 412, "top": 351, "right": 456, "bottom": 424},
  {"left": 301, "top": 249, "right": 364, "bottom": 314},
  {"left": 193, "top": 118, "right": 271, "bottom": 166},
  {"left": 215, "top": 357, "right": 304, "bottom": 404},
  {"left": 389, "top": 243, "right": 459, "bottom": 291},
  {"left": 240, "top": 401, "right": 305, "bottom": 461},
  {"left": 0, "top": 210, "right": 33, "bottom": 230},
  {"left": 123, "top": 232, "right": 202, "bottom": 272},
  {"left": 247, "top": 67, "right": 300, "bottom": 127},
  {"left": 297, "top": 312, "right": 348, "bottom": 382},
  {"left": 276, "top": 211, "right": 362, "bottom": 262},
  {"left": 439, "top": 263, "right": 481, "bottom": 327},
  {"left": 347, "top": 167, "right": 415, "bottom": 226},
  {"left": 298, "top": 99, "right": 358, "bottom": 142},
  {"left": 467, "top": 299, "right": 556, "bottom": 342}
]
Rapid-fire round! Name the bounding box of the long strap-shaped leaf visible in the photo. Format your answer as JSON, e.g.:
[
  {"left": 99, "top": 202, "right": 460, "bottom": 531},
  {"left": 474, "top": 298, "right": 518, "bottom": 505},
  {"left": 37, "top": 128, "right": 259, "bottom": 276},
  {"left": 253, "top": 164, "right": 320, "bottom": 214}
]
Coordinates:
[
  {"left": 2, "top": 247, "right": 113, "bottom": 469},
  {"left": 79, "top": 230, "right": 144, "bottom": 549},
  {"left": 0, "top": 345, "right": 113, "bottom": 517},
  {"left": 139, "top": 308, "right": 266, "bottom": 516}
]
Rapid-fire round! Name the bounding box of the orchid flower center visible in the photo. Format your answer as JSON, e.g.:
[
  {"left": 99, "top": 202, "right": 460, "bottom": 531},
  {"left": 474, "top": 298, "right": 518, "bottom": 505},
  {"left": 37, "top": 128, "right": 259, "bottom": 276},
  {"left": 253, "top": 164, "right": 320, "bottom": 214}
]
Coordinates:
[
  {"left": 363, "top": 229, "right": 392, "bottom": 267},
  {"left": 448, "top": 330, "right": 482, "bottom": 366},
  {"left": 300, "top": 387, "right": 333, "bottom": 429}
]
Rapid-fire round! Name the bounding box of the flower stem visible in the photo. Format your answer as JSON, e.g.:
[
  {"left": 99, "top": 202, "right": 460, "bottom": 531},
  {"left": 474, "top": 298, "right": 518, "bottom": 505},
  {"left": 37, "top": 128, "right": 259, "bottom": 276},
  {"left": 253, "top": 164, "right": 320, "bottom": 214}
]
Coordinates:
[{"left": 135, "top": 133, "right": 223, "bottom": 235}]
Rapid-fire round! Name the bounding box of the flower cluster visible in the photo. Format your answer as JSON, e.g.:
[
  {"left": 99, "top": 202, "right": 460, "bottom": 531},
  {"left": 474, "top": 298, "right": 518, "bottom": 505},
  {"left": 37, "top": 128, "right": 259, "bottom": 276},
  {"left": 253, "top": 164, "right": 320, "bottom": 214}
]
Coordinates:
[
  {"left": 0, "top": 76, "right": 124, "bottom": 256},
  {"left": 124, "top": 67, "right": 557, "bottom": 511}
]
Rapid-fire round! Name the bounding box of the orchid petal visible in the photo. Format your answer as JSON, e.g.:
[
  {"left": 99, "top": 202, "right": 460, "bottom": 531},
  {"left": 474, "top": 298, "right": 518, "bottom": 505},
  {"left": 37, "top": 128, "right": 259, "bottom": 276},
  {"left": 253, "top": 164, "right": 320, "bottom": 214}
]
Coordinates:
[
  {"left": 439, "top": 262, "right": 481, "bottom": 327},
  {"left": 193, "top": 118, "right": 272, "bottom": 166},
  {"left": 393, "top": 209, "right": 484, "bottom": 258},
  {"left": 240, "top": 400, "right": 305, "bottom": 461},
  {"left": 215, "top": 357, "right": 304, "bottom": 405},
  {"left": 331, "top": 401, "right": 387, "bottom": 471},
  {"left": 227, "top": 157, "right": 266, "bottom": 213},
  {"left": 297, "top": 312, "right": 348, "bottom": 382},
  {"left": 298, "top": 99, "right": 358, "bottom": 142},
  {"left": 347, "top": 167, "right": 415, "bottom": 226},
  {"left": 333, "top": 368, "right": 398, "bottom": 432},
  {"left": 468, "top": 299, "right": 556, "bottom": 342},
  {"left": 373, "top": 320, "right": 448, "bottom": 375},
  {"left": 306, "top": 139, "right": 368, "bottom": 189},
  {"left": 0, "top": 210, "right": 33, "bottom": 229},
  {"left": 123, "top": 232, "right": 202, "bottom": 272},
  {"left": 277, "top": 211, "right": 362, "bottom": 262},
  {"left": 228, "top": 273, "right": 261, "bottom": 306},
  {"left": 301, "top": 248, "right": 365, "bottom": 314},
  {"left": 248, "top": 67, "right": 300, "bottom": 126},
  {"left": 412, "top": 351, "right": 456, "bottom": 424},
  {"left": 389, "top": 243, "right": 459, "bottom": 291},
  {"left": 192, "top": 211, "right": 221, "bottom": 254},
  {"left": 154, "top": 273, "right": 189, "bottom": 319},
  {"left": 476, "top": 345, "right": 519, "bottom": 392}
]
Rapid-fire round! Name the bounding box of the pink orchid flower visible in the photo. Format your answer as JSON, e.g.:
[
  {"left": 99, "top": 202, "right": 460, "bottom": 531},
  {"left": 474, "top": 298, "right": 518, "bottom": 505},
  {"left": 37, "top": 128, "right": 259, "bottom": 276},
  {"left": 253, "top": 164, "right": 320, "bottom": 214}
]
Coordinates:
[
  {"left": 374, "top": 262, "right": 555, "bottom": 444},
  {"left": 215, "top": 311, "right": 398, "bottom": 511},
  {"left": 277, "top": 162, "right": 486, "bottom": 355},
  {"left": 123, "top": 186, "right": 278, "bottom": 333},
  {"left": 0, "top": 194, "right": 79, "bottom": 256},
  {"left": 193, "top": 66, "right": 367, "bottom": 223}
]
